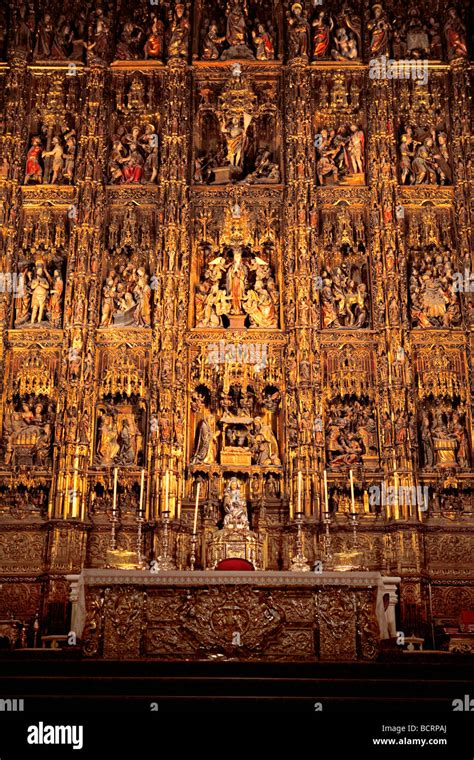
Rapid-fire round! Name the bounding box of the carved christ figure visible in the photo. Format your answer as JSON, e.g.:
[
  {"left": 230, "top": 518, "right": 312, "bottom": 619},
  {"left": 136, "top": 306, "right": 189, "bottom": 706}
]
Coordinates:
[
  {"left": 221, "top": 113, "right": 252, "bottom": 168},
  {"left": 226, "top": 246, "right": 247, "bottom": 314}
]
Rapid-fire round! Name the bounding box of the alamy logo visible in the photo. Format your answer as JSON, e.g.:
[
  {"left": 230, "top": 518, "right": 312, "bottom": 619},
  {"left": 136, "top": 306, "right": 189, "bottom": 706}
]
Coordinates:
[
  {"left": 27, "top": 722, "right": 83, "bottom": 750},
  {"left": 207, "top": 341, "right": 268, "bottom": 369},
  {"left": 0, "top": 698, "right": 24, "bottom": 711},
  {"left": 369, "top": 55, "right": 428, "bottom": 86},
  {"left": 369, "top": 484, "right": 429, "bottom": 511},
  {"left": 452, "top": 694, "right": 474, "bottom": 711},
  {"left": 452, "top": 269, "right": 474, "bottom": 293}
]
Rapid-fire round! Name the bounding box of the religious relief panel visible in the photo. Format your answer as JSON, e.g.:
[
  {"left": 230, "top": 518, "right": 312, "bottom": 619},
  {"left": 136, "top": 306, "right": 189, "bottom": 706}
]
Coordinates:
[
  {"left": 366, "top": 2, "right": 469, "bottom": 62},
  {"left": 23, "top": 72, "right": 79, "bottom": 186},
  {"left": 415, "top": 347, "right": 471, "bottom": 470},
  {"left": 13, "top": 207, "right": 69, "bottom": 329},
  {"left": 285, "top": 0, "right": 362, "bottom": 62},
  {"left": 325, "top": 399, "right": 379, "bottom": 470},
  {"left": 108, "top": 73, "right": 162, "bottom": 186},
  {"left": 310, "top": 1, "right": 361, "bottom": 61},
  {"left": 99, "top": 205, "right": 155, "bottom": 329},
  {"left": 194, "top": 71, "right": 281, "bottom": 186},
  {"left": 111, "top": 0, "right": 191, "bottom": 63},
  {"left": 405, "top": 208, "right": 462, "bottom": 330},
  {"left": 198, "top": 0, "right": 279, "bottom": 61},
  {"left": 192, "top": 201, "right": 280, "bottom": 330},
  {"left": 93, "top": 350, "right": 149, "bottom": 467},
  {"left": 398, "top": 123, "right": 451, "bottom": 187},
  {"left": 189, "top": 360, "right": 283, "bottom": 471},
  {"left": 323, "top": 346, "right": 379, "bottom": 471},
  {"left": 0, "top": 353, "right": 57, "bottom": 469},
  {"left": 113, "top": 1, "right": 166, "bottom": 62},
  {"left": 312, "top": 70, "right": 365, "bottom": 187},
  {"left": 318, "top": 204, "right": 370, "bottom": 329},
  {"left": 386, "top": 1, "right": 442, "bottom": 60}
]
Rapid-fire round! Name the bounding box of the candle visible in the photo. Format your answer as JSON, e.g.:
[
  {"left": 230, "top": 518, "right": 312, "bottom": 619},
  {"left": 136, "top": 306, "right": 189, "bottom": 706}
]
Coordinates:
[
  {"left": 394, "top": 470, "right": 399, "bottom": 521},
  {"left": 64, "top": 473, "right": 69, "bottom": 517},
  {"left": 193, "top": 482, "right": 200, "bottom": 535},
  {"left": 349, "top": 469, "right": 355, "bottom": 512},
  {"left": 112, "top": 467, "right": 118, "bottom": 517},
  {"left": 139, "top": 469, "right": 145, "bottom": 515},
  {"left": 297, "top": 471, "right": 302, "bottom": 514},
  {"left": 164, "top": 470, "right": 169, "bottom": 514},
  {"left": 72, "top": 456, "right": 79, "bottom": 519},
  {"left": 323, "top": 469, "right": 329, "bottom": 513}
]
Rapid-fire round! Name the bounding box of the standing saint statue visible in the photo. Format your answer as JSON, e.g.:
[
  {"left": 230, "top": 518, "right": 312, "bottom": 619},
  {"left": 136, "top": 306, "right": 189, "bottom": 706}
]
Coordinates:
[
  {"left": 226, "top": 247, "right": 248, "bottom": 314},
  {"left": 96, "top": 411, "right": 120, "bottom": 465},
  {"left": 190, "top": 413, "right": 218, "bottom": 464}
]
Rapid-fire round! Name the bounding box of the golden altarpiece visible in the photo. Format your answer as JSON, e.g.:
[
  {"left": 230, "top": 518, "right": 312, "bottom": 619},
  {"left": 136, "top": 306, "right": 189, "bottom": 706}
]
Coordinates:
[{"left": 0, "top": 0, "right": 472, "bottom": 657}]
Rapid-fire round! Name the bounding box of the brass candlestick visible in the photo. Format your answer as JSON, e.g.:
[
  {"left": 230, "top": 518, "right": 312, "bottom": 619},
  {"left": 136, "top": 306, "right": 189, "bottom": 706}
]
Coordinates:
[
  {"left": 110, "top": 509, "right": 118, "bottom": 551},
  {"left": 154, "top": 510, "right": 176, "bottom": 571},
  {"left": 290, "top": 511, "right": 311, "bottom": 572},
  {"left": 348, "top": 511, "right": 359, "bottom": 549},
  {"left": 322, "top": 510, "right": 333, "bottom": 566},
  {"left": 190, "top": 532, "right": 198, "bottom": 571},
  {"left": 136, "top": 511, "right": 145, "bottom": 569}
]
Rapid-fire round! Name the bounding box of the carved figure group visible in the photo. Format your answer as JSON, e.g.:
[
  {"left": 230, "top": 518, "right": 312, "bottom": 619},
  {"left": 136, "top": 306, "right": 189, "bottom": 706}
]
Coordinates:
[
  {"left": 109, "top": 124, "right": 159, "bottom": 185},
  {"left": 399, "top": 126, "right": 451, "bottom": 186},
  {"left": 326, "top": 401, "right": 378, "bottom": 468},
  {"left": 2, "top": 398, "right": 54, "bottom": 466},
  {"left": 15, "top": 261, "right": 63, "bottom": 328},
  {"left": 316, "top": 125, "right": 365, "bottom": 186},
  {"left": 100, "top": 264, "right": 152, "bottom": 328},
  {"left": 25, "top": 131, "right": 76, "bottom": 185},
  {"left": 392, "top": 6, "right": 441, "bottom": 59},
  {"left": 195, "top": 246, "right": 278, "bottom": 328},
  {"left": 410, "top": 249, "right": 461, "bottom": 328},
  {"left": 419, "top": 409, "right": 469, "bottom": 468},
  {"left": 311, "top": 3, "right": 361, "bottom": 61},
  {"left": 202, "top": 0, "right": 275, "bottom": 61},
  {"left": 320, "top": 263, "right": 369, "bottom": 329},
  {"left": 96, "top": 409, "right": 140, "bottom": 466}
]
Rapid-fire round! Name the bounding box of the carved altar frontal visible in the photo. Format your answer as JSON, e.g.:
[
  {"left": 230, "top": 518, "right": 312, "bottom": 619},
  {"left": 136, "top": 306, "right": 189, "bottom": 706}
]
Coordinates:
[{"left": 69, "top": 570, "right": 387, "bottom": 661}]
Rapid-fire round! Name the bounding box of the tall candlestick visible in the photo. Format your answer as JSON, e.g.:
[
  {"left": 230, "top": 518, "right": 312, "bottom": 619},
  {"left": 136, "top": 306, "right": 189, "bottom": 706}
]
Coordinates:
[
  {"left": 349, "top": 469, "right": 355, "bottom": 512},
  {"left": 323, "top": 469, "right": 329, "bottom": 513},
  {"left": 193, "top": 482, "right": 200, "bottom": 535},
  {"left": 297, "top": 471, "right": 302, "bottom": 513},
  {"left": 139, "top": 469, "right": 145, "bottom": 514},
  {"left": 112, "top": 467, "right": 118, "bottom": 516}
]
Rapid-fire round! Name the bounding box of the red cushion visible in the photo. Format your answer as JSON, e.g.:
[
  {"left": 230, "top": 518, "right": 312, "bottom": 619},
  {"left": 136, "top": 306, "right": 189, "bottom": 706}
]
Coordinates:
[{"left": 216, "top": 558, "right": 255, "bottom": 571}]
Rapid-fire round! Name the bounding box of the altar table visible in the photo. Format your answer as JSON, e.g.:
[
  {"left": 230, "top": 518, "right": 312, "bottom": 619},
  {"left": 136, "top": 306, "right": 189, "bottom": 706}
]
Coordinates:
[{"left": 66, "top": 570, "right": 400, "bottom": 661}]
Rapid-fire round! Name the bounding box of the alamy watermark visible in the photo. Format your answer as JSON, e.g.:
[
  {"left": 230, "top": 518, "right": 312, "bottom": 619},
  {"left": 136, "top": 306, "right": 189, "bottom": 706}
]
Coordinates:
[
  {"left": 0, "top": 698, "right": 24, "bottom": 711},
  {"left": 452, "top": 269, "right": 474, "bottom": 293},
  {"left": 369, "top": 56, "right": 428, "bottom": 86},
  {"left": 0, "top": 272, "right": 25, "bottom": 296},
  {"left": 206, "top": 341, "right": 268, "bottom": 369},
  {"left": 369, "top": 483, "right": 429, "bottom": 511}
]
